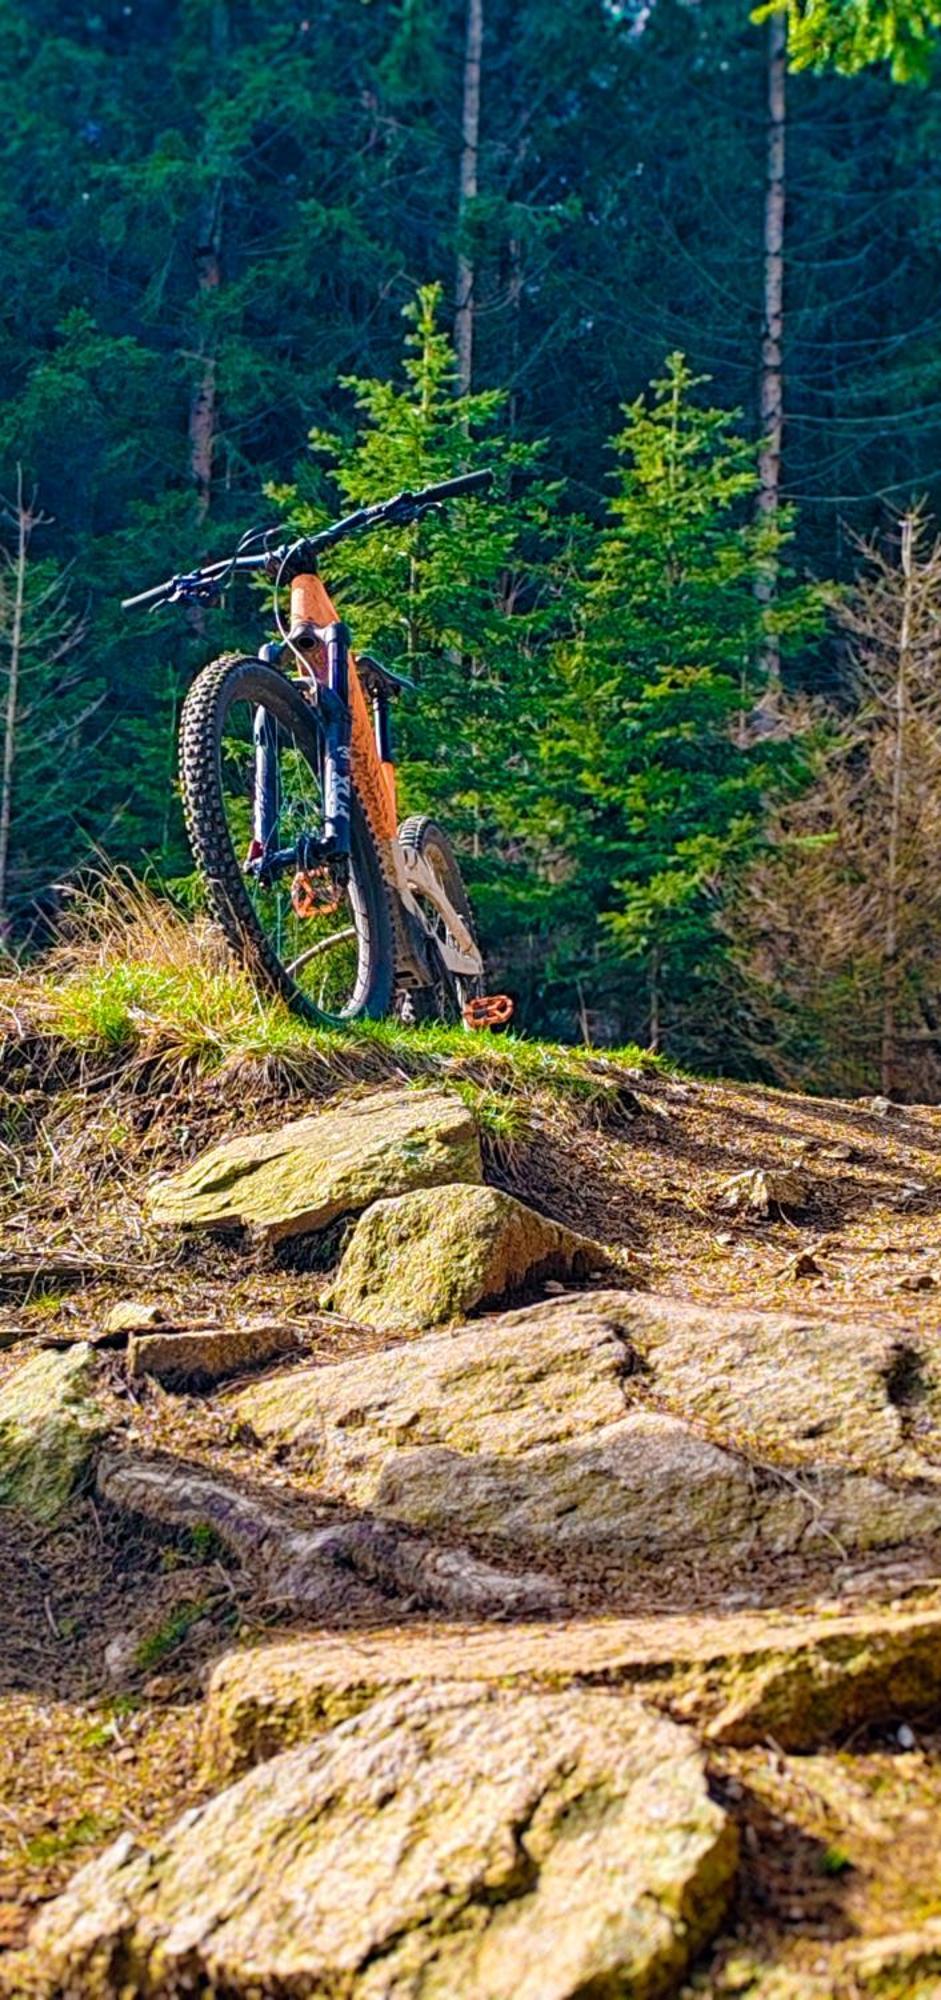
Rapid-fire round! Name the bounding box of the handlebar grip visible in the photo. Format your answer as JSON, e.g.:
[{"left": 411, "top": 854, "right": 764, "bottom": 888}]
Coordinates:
[
  {"left": 120, "top": 579, "right": 173, "bottom": 610},
  {"left": 414, "top": 468, "right": 494, "bottom": 506}
]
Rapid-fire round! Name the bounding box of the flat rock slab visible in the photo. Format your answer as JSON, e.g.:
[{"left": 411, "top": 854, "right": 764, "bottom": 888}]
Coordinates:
[
  {"left": 323, "top": 1182, "right": 608, "bottom": 1330},
  {"left": 147, "top": 1087, "right": 481, "bottom": 1244},
  {"left": 0, "top": 1344, "right": 107, "bottom": 1523},
  {"left": 127, "top": 1319, "right": 304, "bottom": 1386},
  {"left": 17, "top": 1684, "right": 736, "bottom": 2000},
  {"left": 201, "top": 1602, "right": 941, "bottom": 1778},
  {"left": 235, "top": 1292, "right": 941, "bottom": 1559},
  {"left": 103, "top": 1301, "right": 168, "bottom": 1336}
]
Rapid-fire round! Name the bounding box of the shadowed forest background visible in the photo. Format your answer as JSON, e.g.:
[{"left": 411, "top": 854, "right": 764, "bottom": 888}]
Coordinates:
[{"left": 4, "top": 0, "right": 941, "bottom": 1092}]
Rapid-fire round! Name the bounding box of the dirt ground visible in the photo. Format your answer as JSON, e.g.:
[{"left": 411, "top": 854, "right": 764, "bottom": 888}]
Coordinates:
[{"left": 5, "top": 1045, "right": 941, "bottom": 1990}]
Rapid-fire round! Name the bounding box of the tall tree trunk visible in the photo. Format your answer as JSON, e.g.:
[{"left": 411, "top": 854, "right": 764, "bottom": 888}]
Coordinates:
[
  {"left": 881, "top": 514, "right": 915, "bottom": 1098},
  {"left": 455, "top": 0, "right": 483, "bottom": 394},
  {"left": 756, "top": 8, "right": 786, "bottom": 693},
  {"left": 0, "top": 471, "right": 29, "bottom": 943},
  {"left": 188, "top": 0, "right": 229, "bottom": 520},
  {"left": 188, "top": 178, "right": 223, "bottom": 521}
]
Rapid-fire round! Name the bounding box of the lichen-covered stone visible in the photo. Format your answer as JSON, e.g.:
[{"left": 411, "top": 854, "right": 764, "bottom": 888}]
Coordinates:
[
  {"left": 102, "top": 1301, "right": 167, "bottom": 1336},
  {"left": 621, "top": 1292, "right": 911, "bottom": 1472},
  {"left": 18, "top": 1684, "right": 737, "bottom": 2000},
  {"left": 234, "top": 1292, "right": 941, "bottom": 1559},
  {"left": 127, "top": 1319, "right": 303, "bottom": 1386},
  {"left": 323, "top": 1182, "right": 606, "bottom": 1330},
  {"left": 201, "top": 1603, "right": 941, "bottom": 1781},
  {"left": 235, "top": 1294, "right": 760, "bottom": 1551},
  {"left": 0, "top": 1345, "right": 106, "bottom": 1522},
  {"left": 850, "top": 1918, "right": 941, "bottom": 1993},
  {"left": 147, "top": 1087, "right": 482, "bottom": 1244}
]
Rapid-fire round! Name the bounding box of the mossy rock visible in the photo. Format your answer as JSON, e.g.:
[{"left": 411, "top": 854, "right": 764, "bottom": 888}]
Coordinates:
[
  {"left": 17, "top": 1684, "right": 737, "bottom": 1999},
  {"left": 148, "top": 1087, "right": 482, "bottom": 1245},
  {"left": 199, "top": 1602, "right": 941, "bottom": 1783},
  {"left": 0, "top": 1344, "right": 107, "bottom": 1523},
  {"left": 323, "top": 1182, "right": 607, "bottom": 1331}
]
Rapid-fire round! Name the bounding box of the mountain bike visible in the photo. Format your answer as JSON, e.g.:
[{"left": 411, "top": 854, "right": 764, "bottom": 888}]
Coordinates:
[{"left": 122, "top": 471, "right": 512, "bottom": 1030}]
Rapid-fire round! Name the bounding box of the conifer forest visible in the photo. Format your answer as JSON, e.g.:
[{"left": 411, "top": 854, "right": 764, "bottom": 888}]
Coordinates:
[{"left": 4, "top": 0, "right": 941, "bottom": 1090}]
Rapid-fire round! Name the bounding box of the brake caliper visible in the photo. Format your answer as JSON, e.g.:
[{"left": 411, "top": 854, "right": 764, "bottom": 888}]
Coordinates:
[
  {"left": 291, "top": 868, "right": 342, "bottom": 918},
  {"left": 462, "top": 994, "right": 514, "bottom": 1030}
]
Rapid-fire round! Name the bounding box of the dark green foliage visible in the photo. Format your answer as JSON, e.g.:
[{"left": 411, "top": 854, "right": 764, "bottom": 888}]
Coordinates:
[
  {"left": 274, "top": 284, "right": 569, "bottom": 985},
  {"left": 0, "top": 0, "right": 937, "bottom": 1069},
  {"left": 542, "top": 358, "right": 825, "bottom": 1045}
]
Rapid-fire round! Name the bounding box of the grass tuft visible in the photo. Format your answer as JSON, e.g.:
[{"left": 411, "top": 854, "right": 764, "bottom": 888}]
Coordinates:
[{"left": 3, "top": 872, "right": 661, "bottom": 1106}]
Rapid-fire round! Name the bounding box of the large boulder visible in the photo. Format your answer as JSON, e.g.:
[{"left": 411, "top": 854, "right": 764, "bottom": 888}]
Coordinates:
[
  {"left": 235, "top": 1292, "right": 941, "bottom": 1559},
  {"left": 200, "top": 1601, "right": 941, "bottom": 1780},
  {"left": 0, "top": 1344, "right": 107, "bottom": 1522},
  {"left": 147, "top": 1088, "right": 482, "bottom": 1245},
  {"left": 323, "top": 1182, "right": 607, "bottom": 1330},
  {"left": 17, "top": 1684, "right": 737, "bottom": 2000}
]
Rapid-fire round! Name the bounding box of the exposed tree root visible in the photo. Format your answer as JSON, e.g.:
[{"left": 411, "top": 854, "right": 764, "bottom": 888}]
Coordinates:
[{"left": 97, "top": 1454, "right": 563, "bottom": 1622}]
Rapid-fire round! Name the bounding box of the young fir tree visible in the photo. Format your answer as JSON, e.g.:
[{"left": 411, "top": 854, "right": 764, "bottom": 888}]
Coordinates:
[
  {"left": 272, "top": 284, "right": 570, "bottom": 993},
  {"left": 756, "top": 0, "right": 941, "bottom": 79},
  {"left": 547, "top": 354, "right": 824, "bottom": 1050}
]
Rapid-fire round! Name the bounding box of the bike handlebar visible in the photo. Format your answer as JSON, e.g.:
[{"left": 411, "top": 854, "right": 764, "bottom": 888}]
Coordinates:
[{"left": 121, "top": 468, "right": 495, "bottom": 611}]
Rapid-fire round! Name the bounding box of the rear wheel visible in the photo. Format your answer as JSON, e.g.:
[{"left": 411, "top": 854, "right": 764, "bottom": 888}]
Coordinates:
[
  {"left": 180, "top": 656, "right": 394, "bottom": 1025},
  {"left": 397, "top": 815, "right": 484, "bottom": 1025}
]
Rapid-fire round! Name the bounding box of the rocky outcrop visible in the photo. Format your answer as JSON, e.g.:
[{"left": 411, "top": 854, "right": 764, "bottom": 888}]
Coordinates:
[
  {"left": 201, "top": 1602, "right": 941, "bottom": 1780},
  {"left": 147, "top": 1087, "right": 482, "bottom": 1244},
  {"left": 0, "top": 1345, "right": 107, "bottom": 1523},
  {"left": 234, "top": 1292, "right": 941, "bottom": 1559},
  {"left": 17, "top": 1685, "right": 737, "bottom": 2000},
  {"left": 621, "top": 1290, "right": 915, "bottom": 1471},
  {"left": 323, "top": 1182, "right": 609, "bottom": 1330}
]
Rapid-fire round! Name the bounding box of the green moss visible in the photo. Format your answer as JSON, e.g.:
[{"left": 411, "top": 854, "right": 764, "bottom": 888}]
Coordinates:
[
  {"left": 25, "top": 1813, "right": 115, "bottom": 1867},
  {"left": 0, "top": 1345, "right": 107, "bottom": 1523},
  {"left": 324, "top": 1183, "right": 602, "bottom": 1332},
  {"left": 134, "top": 1598, "right": 209, "bottom": 1671}
]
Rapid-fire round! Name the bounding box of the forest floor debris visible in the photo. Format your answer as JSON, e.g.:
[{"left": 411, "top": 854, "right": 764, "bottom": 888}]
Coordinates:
[{"left": 7, "top": 996, "right": 941, "bottom": 1991}]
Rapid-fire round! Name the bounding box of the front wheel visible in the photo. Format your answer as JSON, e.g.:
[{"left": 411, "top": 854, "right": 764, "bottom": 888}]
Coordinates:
[
  {"left": 397, "top": 815, "right": 484, "bottom": 1025},
  {"left": 179, "top": 655, "right": 395, "bottom": 1026}
]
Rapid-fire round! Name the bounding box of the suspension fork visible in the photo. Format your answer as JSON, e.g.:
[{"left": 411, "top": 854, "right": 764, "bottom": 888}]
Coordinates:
[
  {"left": 252, "top": 599, "right": 354, "bottom": 868},
  {"left": 252, "top": 703, "right": 279, "bottom": 856}
]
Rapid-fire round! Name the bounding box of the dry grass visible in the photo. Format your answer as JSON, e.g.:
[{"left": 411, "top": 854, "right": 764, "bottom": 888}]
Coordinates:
[{"left": 1, "top": 872, "right": 658, "bottom": 1096}]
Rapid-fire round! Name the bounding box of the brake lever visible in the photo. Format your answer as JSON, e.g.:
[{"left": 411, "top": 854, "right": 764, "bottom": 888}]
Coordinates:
[{"left": 158, "top": 572, "right": 224, "bottom": 609}]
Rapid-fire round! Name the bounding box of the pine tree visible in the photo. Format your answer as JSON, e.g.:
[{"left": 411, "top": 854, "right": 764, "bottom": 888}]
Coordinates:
[
  {"left": 548, "top": 355, "right": 824, "bottom": 1050},
  {"left": 273, "top": 284, "right": 571, "bottom": 996}
]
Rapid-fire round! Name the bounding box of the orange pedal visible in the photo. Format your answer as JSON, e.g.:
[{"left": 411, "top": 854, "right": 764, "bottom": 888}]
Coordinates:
[{"left": 462, "top": 993, "right": 514, "bottom": 1030}]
